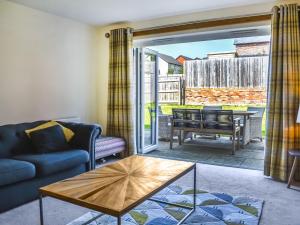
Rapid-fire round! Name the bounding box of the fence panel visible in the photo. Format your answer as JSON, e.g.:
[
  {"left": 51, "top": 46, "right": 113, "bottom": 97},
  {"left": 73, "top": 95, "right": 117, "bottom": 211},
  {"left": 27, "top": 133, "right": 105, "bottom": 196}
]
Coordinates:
[
  {"left": 184, "top": 56, "right": 268, "bottom": 88},
  {"left": 144, "top": 75, "right": 183, "bottom": 104}
]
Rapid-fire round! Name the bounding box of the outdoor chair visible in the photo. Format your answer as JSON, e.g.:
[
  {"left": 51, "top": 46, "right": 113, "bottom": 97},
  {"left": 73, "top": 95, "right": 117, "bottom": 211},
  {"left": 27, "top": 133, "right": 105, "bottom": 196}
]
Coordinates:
[
  {"left": 201, "top": 106, "right": 222, "bottom": 139},
  {"left": 237, "top": 107, "right": 265, "bottom": 142},
  {"left": 203, "top": 110, "right": 241, "bottom": 154},
  {"left": 170, "top": 109, "right": 241, "bottom": 154},
  {"left": 248, "top": 107, "right": 265, "bottom": 141},
  {"left": 149, "top": 106, "right": 188, "bottom": 141},
  {"left": 169, "top": 109, "right": 195, "bottom": 144}
]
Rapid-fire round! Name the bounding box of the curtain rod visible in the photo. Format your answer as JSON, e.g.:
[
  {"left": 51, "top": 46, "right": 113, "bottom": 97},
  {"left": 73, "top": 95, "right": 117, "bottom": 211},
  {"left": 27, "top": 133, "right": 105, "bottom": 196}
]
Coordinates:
[{"left": 105, "top": 8, "right": 298, "bottom": 38}]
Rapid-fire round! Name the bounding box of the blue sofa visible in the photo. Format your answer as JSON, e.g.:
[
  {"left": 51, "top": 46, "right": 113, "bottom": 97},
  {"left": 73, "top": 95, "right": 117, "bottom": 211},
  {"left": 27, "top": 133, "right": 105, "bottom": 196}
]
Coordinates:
[{"left": 0, "top": 120, "right": 101, "bottom": 212}]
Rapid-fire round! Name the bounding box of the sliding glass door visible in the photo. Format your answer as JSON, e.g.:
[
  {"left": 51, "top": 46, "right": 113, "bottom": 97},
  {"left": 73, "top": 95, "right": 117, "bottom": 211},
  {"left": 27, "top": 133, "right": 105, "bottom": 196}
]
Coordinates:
[{"left": 135, "top": 48, "right": 159, "bottom": 153}]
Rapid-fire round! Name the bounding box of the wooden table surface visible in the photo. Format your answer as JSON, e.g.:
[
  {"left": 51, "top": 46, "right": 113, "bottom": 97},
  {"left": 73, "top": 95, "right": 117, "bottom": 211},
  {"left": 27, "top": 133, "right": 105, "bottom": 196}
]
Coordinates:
[
  {"left": 232, "top": 111, "right": 257, "bottom": 116},
  {"left": 40, "top": 155, "right": 195, "bottom": 217}
]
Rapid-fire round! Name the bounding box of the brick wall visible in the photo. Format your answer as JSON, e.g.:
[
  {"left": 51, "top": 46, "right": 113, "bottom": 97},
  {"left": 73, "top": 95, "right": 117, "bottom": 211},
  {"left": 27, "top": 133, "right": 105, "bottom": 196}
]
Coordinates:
[
  {"left": 185, "top": 87, "right": 266, "bottom": 105},
  {"left": 236, "top": 43, "right": 269, "bottom": 57}
]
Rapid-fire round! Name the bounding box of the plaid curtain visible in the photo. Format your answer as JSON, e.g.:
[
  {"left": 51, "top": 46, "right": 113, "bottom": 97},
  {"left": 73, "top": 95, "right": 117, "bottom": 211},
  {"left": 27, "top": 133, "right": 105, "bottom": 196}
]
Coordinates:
[
  {"left": 264, "top": 4, "right": 300, "bottom": 181},
  {"left": 106, "top": 28, "right": 136, "bottom": 156}
]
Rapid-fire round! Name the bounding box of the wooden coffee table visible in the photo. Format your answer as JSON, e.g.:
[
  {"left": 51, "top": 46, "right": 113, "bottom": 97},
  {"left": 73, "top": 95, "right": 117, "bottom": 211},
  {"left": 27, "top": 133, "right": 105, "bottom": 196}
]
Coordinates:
[{"left": 39, "top": 155, "right": 196, "bottom": 225}]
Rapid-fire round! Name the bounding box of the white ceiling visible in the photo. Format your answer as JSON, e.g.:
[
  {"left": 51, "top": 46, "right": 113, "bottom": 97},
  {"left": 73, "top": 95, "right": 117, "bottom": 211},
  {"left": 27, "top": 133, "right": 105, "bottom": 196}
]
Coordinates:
[{"left": 9, "top": 0, "right": 274, "bottom": 25}]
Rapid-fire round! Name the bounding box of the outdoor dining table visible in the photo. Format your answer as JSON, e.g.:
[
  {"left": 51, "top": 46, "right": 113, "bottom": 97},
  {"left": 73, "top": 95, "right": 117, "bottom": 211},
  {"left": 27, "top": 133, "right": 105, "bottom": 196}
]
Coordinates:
[
  {"left": 232, "top": 111, "right": 257, "bottom": 146},
  {"left": 163, "top": 110, "right": 257, "bottom": 147}
]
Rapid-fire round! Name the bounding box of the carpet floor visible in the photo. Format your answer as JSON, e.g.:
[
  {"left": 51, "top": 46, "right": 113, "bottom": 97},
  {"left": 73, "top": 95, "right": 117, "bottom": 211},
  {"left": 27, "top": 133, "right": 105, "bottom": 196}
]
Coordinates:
[
  {"left": 0, "top": 163, "right": 299, "bottom": 225},
  {"left": 68, "top": 184, "right": 264, "bottom": 225}
]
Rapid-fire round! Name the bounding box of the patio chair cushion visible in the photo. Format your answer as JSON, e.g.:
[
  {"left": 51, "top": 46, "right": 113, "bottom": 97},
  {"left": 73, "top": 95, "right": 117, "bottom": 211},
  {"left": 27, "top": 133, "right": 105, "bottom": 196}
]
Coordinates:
[
  {"left": 185, "top": 109, "right": 201, "bottom": 128},
  {"left": 203, "top": 111, "right": 218, "bottom": 129},
  {"left": 217, "top": 114, "right": 233, "bottom": 130},
  {"left": 173, "top": 109, "right": 186, "bottom": 127}
]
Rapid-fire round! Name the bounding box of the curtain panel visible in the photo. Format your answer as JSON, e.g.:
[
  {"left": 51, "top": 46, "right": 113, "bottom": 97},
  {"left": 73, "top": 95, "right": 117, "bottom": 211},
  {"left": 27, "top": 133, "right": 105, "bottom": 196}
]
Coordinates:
[
  {"left": 106, "top": 28, "right": 136, "bottom": 156},
  {"left": 264, "top": 4, "right": 300, "bottom": 181}
]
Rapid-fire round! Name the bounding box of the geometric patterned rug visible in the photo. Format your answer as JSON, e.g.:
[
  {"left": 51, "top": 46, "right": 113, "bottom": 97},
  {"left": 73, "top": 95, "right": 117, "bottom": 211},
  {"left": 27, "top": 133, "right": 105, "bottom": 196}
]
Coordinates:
[{"left": 68, "top": 185, "right": 264, "bottom": 225}]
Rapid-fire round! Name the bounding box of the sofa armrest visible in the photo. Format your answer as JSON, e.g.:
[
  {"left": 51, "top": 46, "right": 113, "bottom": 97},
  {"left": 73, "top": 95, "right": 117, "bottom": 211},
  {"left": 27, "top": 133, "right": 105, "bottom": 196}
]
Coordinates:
[{"left": 58, "top": 122, "right": 102, "bottom": 170}]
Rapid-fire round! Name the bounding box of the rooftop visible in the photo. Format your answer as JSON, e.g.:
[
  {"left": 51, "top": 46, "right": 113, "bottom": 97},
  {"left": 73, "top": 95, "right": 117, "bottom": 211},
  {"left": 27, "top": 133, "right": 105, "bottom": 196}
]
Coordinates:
[
  {"left": 159, "top": 53, "right": 183, "bottom": 66},
  {"left": 176, "top": 55, "right": 193, "bottom": 60},
  {"left": 234, "top": 36, "right": 270, "bottom": 45}
]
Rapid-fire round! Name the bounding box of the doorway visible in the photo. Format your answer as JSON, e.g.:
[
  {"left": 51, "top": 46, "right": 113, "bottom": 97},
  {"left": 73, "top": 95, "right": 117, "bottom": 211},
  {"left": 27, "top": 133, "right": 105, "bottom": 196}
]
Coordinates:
[{"left": 134, "top": 26, "right": 270, "bottom": 170}]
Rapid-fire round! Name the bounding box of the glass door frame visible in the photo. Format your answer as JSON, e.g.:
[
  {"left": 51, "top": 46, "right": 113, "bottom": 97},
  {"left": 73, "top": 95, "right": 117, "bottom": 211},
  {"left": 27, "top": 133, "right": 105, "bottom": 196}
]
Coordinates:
[{"left": 135, "top": 48, "right": 159, "bottom": 154}]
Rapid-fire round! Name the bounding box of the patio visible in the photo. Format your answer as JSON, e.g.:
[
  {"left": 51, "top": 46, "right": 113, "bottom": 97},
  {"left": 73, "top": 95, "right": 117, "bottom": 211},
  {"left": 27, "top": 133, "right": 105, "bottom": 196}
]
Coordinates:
[{"left": 144, "top": 137, "right": 264, "bottom": 170}]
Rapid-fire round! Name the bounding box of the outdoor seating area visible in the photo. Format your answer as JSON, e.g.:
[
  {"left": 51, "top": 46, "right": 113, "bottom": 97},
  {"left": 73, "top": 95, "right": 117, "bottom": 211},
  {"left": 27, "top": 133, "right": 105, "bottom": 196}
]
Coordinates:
[
  {"left": 158, "top": 106, "right": 265, "bottom": 142},
  {"left": 170, "top": 109, "right": 241, "bottom": 154},
  {"left": 148, "top": 106, "right": 266, "bottom": 170}
]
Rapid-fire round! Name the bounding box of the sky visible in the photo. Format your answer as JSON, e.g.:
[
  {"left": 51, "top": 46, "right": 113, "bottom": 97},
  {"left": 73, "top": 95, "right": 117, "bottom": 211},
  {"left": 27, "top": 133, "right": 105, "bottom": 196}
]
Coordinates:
[{"left": 148, "top": 39, "right": 235, "bottom": 59}]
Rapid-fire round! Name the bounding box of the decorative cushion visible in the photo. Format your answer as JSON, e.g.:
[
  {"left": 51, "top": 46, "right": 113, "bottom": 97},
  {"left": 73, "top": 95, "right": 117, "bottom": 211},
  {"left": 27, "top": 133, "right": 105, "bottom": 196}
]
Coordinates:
[
  {"left": 0, "top": 158, "right": 35, "bottom": 186},
  {"left": 185, "top": 110, "right": 201, "bottom": 128},
  {"left": 218, "top": 114, "right": 232, "bottom": 123},
  {"left": 13, "top": 150, "right": 89, "bottom": 177},
  {"left": 30, "top": 125, "right": 70, "bottom": 153},
  {"left": 173, "top": 109, "right": 186, "bottom": 127},
  {"left": 25, "top": 121, "right": 74, "bottom": 142},
  {"left": 217, "top": 114, "right": 233, "bottom": 130}
]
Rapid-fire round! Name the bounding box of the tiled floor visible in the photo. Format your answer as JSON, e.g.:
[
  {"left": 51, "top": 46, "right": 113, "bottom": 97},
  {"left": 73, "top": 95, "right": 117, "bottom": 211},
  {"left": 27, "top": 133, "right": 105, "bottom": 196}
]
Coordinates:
[{"left": 145, "top": 137, "right": 265, "bottom": 170}]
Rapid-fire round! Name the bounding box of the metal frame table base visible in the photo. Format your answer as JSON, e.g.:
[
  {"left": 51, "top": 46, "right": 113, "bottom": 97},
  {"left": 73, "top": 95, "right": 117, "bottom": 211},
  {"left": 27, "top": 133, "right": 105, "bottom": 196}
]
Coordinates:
[{"left": 39, "top": 166, "right": 197, "bottom": 225}]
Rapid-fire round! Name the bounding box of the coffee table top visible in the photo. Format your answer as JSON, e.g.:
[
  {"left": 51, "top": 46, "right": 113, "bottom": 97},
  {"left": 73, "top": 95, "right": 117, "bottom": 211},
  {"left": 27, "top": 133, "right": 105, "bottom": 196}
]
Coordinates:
[{"left": 40, "top": 155, "right": 195, "bottom": 216}]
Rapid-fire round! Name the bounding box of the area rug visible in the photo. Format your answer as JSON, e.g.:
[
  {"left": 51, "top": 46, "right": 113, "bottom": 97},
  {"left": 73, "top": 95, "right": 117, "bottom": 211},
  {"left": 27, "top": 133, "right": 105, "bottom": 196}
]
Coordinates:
[{"left": 67, "top": 185, "right": 264, "bottom": 225}]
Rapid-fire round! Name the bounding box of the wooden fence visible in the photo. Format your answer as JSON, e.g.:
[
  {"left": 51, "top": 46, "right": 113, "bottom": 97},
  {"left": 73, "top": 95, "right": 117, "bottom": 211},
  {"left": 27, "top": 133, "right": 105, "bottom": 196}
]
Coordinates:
[
  {"left": 144, "top": 75, "right": 184, "bottom": 104},
  {"left": 184, "top": 56, "right": 268, "bottom": 88},
  {"left": 145, "top": 56, "right": 268, "bottom": 105},
  {"left": 158, "top": 75, "right": 184, "bottom": 104}
]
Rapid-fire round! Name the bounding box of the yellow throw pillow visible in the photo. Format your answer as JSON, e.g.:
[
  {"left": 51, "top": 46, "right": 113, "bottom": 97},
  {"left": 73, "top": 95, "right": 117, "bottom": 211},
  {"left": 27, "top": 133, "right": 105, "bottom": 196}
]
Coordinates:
[{"left": 25, "top": 121, "right": 74, "bottom": 142}]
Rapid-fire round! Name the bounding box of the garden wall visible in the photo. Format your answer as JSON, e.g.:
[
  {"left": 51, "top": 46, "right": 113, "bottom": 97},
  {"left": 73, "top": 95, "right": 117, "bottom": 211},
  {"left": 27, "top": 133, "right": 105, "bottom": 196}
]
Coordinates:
[{"left": 185, "top": 87, "right": 266, "bottom": 105}]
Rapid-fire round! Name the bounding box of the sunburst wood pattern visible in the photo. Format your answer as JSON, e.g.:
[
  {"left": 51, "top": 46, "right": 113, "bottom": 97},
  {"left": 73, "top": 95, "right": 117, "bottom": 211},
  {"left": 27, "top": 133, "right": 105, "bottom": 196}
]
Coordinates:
[{"left": 40, "top": 155, "right": 195, "bottom": 216}]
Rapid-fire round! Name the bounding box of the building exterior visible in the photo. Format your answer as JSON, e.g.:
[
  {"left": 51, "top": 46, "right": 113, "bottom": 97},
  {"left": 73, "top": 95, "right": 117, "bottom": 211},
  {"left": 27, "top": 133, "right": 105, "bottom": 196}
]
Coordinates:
[
  {"left": 207, "top": 51, "right": 236, "bottom": 59},
  {"left": 234, "top": 36, "right": 270, "bottom": 57},
  {"left": 176, "top": 55, "right": 192, "bottom": 64},
  {"left": 158, "top": 53, "right": 183, "bottom": 75}
]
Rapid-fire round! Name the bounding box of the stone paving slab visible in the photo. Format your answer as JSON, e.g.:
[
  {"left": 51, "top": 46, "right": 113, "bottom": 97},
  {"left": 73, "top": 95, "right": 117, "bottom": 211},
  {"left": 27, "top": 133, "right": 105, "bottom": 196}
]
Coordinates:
[{"left": 146, "top": 137, "right": 264, "bottom": 170}]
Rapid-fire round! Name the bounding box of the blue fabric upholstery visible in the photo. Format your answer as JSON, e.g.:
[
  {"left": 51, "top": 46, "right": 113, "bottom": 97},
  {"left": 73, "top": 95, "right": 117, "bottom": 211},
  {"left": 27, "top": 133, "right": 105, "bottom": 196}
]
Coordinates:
[
  {"left": 30, "top": 125, "right": 70, "bottom": 153},
  {"left": 0, "top": 159, "right": 35, "bottom": 186},
  {"left": 58, "top": 122, "right": 101, "bottom": 169},
  {"left": 13, "top": 150, "right": 89, "bottom": 177},
  {"left": 0, "top": 164, "right": 86, "bottom": 212},
  {"left": 0, "top": 120, "right": 101, "bottom": 212},
  {"left": 0, "top": 121, "right": 46, "bottom": 157}
]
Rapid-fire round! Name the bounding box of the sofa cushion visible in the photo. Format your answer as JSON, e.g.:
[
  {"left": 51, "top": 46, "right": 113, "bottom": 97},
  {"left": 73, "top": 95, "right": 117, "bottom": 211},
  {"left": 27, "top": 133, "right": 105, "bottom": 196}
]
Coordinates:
[
  {"left": 30, "top": 125, "right": 70, "bottom": 153},
  {"left": 0, "top": 159, "right": 36, "bottom": 186},
  {"left": 13, "top": 150, "right": 89, "bottom": 177},
  {"left": 25, "top": 121, "right": 74, "bottom": 142},
  {"left": 0, "top": 121, "right": 47, "bottom": 157}
]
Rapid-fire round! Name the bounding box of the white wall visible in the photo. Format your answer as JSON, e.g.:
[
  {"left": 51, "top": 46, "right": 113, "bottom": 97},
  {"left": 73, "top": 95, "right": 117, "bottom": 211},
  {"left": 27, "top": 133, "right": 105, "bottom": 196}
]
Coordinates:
[
  {"left": 0, "top": 0, "right": 99, "bottom": 125},
  {"left": 159, "top": 58, "right": 169, "bottom": 76}
]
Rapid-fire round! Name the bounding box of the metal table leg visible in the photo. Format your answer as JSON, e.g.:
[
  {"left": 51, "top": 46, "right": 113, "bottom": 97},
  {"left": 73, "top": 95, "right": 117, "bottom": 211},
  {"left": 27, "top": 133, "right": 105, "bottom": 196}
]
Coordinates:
[
  {"left": 117, "top": 216, "right": 121, "bottom": 225},
  {"left": 149, "top": 166, "right": 197, "bottom": 225},
  {"left": 39, "top": 195, "right": 44, "bottom": 225},
  {"left": 193, "top": 165, "right": 197, "bottom": 208},
  {"left": 178, "top": 165, "right": 197, "bottom": 225}
]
